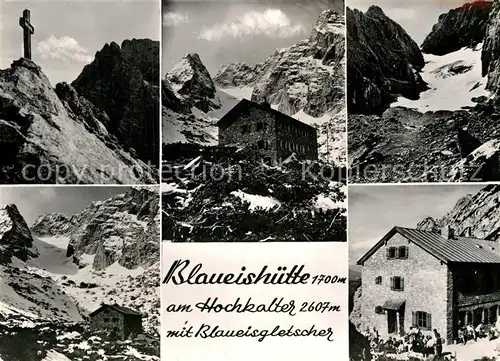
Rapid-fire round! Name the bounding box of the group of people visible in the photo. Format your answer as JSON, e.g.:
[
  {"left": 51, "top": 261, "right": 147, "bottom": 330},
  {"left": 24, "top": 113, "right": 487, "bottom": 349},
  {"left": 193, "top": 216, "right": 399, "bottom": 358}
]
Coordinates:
[
  {"left": 457, "top": 317, "right": 500, "bottom": 344},
  {"left": 363, "top": 326, "right": 445, "bottom": 359}
]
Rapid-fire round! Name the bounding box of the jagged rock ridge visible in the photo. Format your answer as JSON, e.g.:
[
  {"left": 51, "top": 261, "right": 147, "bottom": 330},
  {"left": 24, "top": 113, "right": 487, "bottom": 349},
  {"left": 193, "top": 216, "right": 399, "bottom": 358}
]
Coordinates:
[
  {"left": 347, "top": 5, "right": 427, "bottom": 114},
  {"left": 32, "top": 187, "right": 159, "bottom": 270},
  {"left": 421, "top": 1, "right": 493, "bottom": 55},
  {"left": 0, "top": 58, "right": 157, "bottom": 184},
  {"left": 417, "top": 184, "right": 500, "bottom": 240},
  {"left": 72, "top": 39, "right": 160, "bottom": 166}
]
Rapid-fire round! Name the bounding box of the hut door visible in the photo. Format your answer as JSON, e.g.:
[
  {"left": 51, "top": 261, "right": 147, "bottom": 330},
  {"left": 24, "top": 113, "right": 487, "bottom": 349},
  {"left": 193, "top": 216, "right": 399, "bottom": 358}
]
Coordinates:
[{"left": 387, "top": 311, "right": 397, "bottom": 334}]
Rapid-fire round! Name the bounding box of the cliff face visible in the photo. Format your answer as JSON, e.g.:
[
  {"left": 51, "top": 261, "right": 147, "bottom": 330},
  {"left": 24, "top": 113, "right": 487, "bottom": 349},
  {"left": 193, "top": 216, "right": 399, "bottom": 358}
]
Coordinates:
[
  {"left": 422, "top": 1, "right": 493, "bottom": 55},
  {"left": 0, "top": 204, "right": 37, "bottom": 263},
  {"left": 346, "top": 6, "right": 427, "bottom": 114},
  {"left": 482, "top": 1, "right": 500, "bottom": 96},
  {"left": 72, "top": 39, "right": 160, "bottom": 166}
]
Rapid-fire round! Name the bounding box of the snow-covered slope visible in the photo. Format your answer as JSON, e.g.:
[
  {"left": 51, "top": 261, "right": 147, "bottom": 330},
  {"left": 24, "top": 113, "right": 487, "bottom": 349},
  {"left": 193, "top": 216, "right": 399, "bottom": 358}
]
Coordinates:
[{"left": 393, "top": 44, "right": 491, "bottom": 111}]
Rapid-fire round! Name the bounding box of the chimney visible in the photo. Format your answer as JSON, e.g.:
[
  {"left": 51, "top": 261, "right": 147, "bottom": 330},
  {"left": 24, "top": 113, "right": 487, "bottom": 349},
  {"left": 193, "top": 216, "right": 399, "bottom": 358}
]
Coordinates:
[
  {"left": 441, "top": 225, "right": 455, "bottom": 240},
  {"left": 261, "top": 101, "right": 271, "bottom": 109}
]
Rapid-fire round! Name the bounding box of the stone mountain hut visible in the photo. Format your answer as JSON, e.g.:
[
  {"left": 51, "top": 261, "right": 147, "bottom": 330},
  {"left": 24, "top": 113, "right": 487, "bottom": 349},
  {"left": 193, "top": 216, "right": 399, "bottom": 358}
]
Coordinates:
[
  {"left": 217, "top": 99, "right": 318, "bottom": 163},
  {"left": 89, "top": 303, "right": 143, "bottom": 340},
  {"left": 357, "top": 226, "right": 500, "bottom": 344}
]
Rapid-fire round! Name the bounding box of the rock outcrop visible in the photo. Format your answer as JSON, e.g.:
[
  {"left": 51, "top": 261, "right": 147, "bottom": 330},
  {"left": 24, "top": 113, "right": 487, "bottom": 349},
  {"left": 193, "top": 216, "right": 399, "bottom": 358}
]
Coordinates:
[
  {"left": 347, "top": 6, "right": 427, "bottom": 114},
  {"left": 72, "top": 39, "right": 160, "bottom": 166},
  {"left": 0, "top": 204, "right": 37, "bottom": 263},
  {"left": 421, "top": 1, "right": 493, "bottom": 56},
  {"left": 482, "top": 0, "right": 500, "bottom": 96},
  {"left": 32, "top": 187, "right": 159, "bottom": 270},
  {"left": 0, "top": 58, "right": 157, "bottom": 184},
  {"left": 214, "top": 63, "right": 259, "bottom": 87}
]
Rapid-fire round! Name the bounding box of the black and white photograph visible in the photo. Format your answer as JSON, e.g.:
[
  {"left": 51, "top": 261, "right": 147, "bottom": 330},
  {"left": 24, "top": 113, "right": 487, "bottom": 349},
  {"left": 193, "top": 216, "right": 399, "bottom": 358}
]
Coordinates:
[
  {"left": 0, "top": 2, "right": 160, "bottom": 184},
  {"left": 0, "top": 186, "right": 160, "bottom": 360},
  {"left": 347, "top": 0, "right": 500, "bottom": 183},
  {"left": 162, "top": 0, "right": 347, "bottom": 242},
  {"left": 349, "top": 184, "right": 500, "bottom": 361}
]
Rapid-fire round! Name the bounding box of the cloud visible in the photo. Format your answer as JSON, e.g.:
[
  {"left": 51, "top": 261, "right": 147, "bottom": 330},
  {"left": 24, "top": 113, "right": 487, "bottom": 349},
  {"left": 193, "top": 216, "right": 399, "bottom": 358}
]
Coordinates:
[
  {"left": 163, "top": 12, "right": 190, "bottom": 27},
  {"left": 36, "top": 35, "right": 92, "bottom": 64},
  {"left": 198, "top": 8, "right": 307, "bottom": 42},
  {"left": 384, "top": 7, "right": 418, "bottom": 22}
]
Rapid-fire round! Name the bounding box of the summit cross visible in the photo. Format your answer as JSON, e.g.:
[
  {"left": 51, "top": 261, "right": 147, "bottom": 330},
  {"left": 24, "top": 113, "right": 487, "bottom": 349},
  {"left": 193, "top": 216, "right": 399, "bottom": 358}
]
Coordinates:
[{"left": 19, "top": 9, "right": 35, "bottom": 60}]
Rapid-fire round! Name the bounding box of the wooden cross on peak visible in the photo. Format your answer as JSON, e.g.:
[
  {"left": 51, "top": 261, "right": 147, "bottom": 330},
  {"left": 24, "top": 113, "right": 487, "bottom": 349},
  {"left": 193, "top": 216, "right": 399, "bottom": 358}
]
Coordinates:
[{"left": 19, "top": 9, "right": 35, "bottom": 60}]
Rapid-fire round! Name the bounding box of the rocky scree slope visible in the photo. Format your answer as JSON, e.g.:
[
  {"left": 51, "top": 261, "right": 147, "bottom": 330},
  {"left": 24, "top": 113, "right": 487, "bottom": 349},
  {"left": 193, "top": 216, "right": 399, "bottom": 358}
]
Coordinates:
[
  {"left": 347, "top": 5, "right": 427, "bottom": 114},
  {"left": 163, "top": 9, "right": 347, "bottom": 165},
  {"left": 421, "top": 0, "right": 493, "bottom": 55},
  {"left": 163, "top": 147, "right": 346, "bottom": 242},
  {"left": 0, "top": 59, "right": 157, "bottom": 184},
  {"left": 72, "top": 39, "right": 160, "bottom": 167},
  {"left": 348, "top": 1, "right": 500, "bottom": 183}
]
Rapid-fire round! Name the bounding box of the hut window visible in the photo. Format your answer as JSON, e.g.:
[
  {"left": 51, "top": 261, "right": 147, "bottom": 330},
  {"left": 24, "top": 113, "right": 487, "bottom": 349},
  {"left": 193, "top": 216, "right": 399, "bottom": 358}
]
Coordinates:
[
  {"left": 375, "top": 276, "right": 382, "bottom": 285},
  {"left": 104, "top": 318, "right": 110, "bottom": 322},
  {"left": 413, "top": 311, "right": 432, "bottom": 330},
  {"left": 257, "top": 140, "right": 268, "bottom": 150},
  {"left": 390, "top": 276, "right": 404, "bottom": 291},
  {"left": 375, "top": 306, "right": 384, "bottom": 314},
  {"left": 398, "top": 246, "right": 408, "bottom": 259},
  {"left": 113, "top": 317, "right": 118, "bottom": 322},
  {"left": 387, "top": 247, "right": 397, "bottom": 259},
  {"left": 256, "top": 122, "right": 265, "bottom": 131},
  {"left": 241, "top": 125, "right": 249, "bottom": 134}
]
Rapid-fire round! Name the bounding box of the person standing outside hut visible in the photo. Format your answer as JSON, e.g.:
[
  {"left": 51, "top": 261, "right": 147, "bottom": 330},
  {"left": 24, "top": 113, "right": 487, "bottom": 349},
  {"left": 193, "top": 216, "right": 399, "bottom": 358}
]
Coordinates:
[{"left": 433, "top": 329, "right": 443, "bottom": 359}]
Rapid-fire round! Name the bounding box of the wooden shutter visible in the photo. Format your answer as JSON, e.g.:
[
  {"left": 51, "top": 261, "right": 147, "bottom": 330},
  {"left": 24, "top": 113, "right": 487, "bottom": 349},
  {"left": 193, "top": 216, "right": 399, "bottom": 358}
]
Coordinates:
[
  {"left": 401, "top": 278, "right": 405, "bottom": 291},
  {"left": 387, "top": 248, "right": 391, "bottom": 259},
  {"left": 412, "top": 311, "right": 416, "bottom": 327},
  {"left": 390, "top": 277, "right": 394, "bottom": 290},
  {"left": 426, "top": 313, "right": 432, "bottom": 330}
]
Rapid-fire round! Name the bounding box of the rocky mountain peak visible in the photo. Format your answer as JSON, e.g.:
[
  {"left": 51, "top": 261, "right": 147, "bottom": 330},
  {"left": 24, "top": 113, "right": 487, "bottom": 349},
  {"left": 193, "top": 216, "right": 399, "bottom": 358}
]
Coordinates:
[
  {"left": 416, "top": 216, "right": 439, "bottom": 232},
  {"left": 365, "top": 5, "right": 386, "bottom": 17},
  {"left": 166, "top": 53, "right": 218, "bottom": 112},
  {"left": 0, "top": 204, "right": 36, "bottom": 263},
  {"left": 421, "top": 0, "right": 493, "bottom": 56},
  {"left": 347, "top": 6, "right": 427, "bottom": 114},
  {"left": 31, "top": 212, "right": 72, "bottom": 236},
  {"left": 71, "top": 38, "right": 160, "bottom": 166}
]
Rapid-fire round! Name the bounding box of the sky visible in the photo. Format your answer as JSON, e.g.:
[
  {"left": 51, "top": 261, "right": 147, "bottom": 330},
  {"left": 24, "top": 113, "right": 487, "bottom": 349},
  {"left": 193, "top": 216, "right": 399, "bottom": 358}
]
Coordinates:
[
  {"left": 0, "top": 186, "right": 130, "bottom": 226},
  {"left": 348, "top": 184, "right": 485, "bottom": 268},
  {"left": 1, "top": 1, "right": 160, "bottom": 84},
  {"left": 347, "top": 0, "right": 471, "bottom": 45},
  {"left": 162, "top": 0, "right": 344, "bottom": 76}
]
